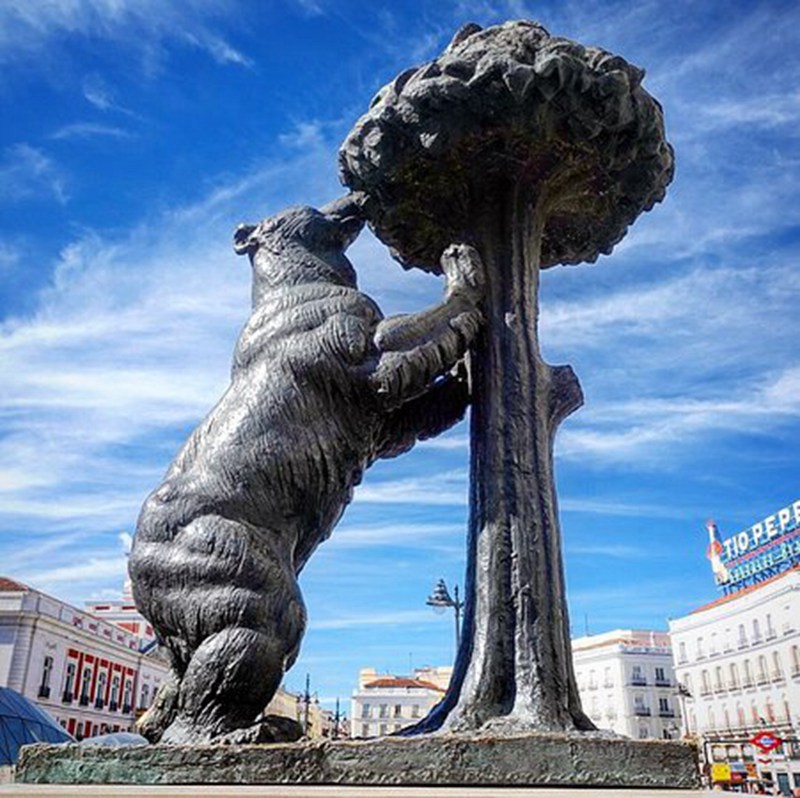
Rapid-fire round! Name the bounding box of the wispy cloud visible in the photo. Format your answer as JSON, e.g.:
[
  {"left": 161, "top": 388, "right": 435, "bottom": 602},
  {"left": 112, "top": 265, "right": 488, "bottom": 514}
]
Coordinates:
[
  {"left": 50, "top": 123, "right": 133, "bottom": 141},
  {"left": 356, "top": 472, "right": 468, "bottom": 506},
  {"left": 0, "top": 144, "right": 67, "bottom": 204},
  {"left": 183, "top": 31, "right": 253, "bottom": 68},
  {"left": 310, "top": 609, "right": 437, "bottom": 631},
  {"left": 0, "top": 0, "right": 253, "bottom": 73}
]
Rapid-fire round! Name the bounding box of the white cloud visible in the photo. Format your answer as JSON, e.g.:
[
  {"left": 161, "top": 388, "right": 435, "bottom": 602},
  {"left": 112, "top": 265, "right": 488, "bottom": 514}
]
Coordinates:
[
  {"left": 21, "top": 556, "right": 128, "bottom": 587},
  {"left": 0, "top": 242, "right": 20, "bottom": 272},
  {"left": 310, "top": 609, "right": 437, "bottom": 631},
  {"left": 0, "top": 0, "right": 253, "bottom": 73},
  {"left": 50, "top": 122, "right": 132, "bottom": 141},
  {"left": 355, "top": 472, "right": 468, "bottom": 506},
  {"left": 0, "top": 144, "right": 67, "bottom": 204}
]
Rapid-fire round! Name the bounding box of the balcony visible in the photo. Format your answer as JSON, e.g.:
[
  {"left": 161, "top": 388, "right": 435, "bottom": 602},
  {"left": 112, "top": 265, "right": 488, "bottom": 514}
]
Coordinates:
[
  {"left": 654, "top": 678, "right": 671, "bottom": 687},
  {"left": 94, "top": 699, "right": 104, "bottom": 709},
  {"left": 78, "top": 695, "right": 89, "bottom": 707},
  {"left": 756, "top": 674, "right": 769, "bottom": 686},
  {"left": 727, "top": 681, "right": 740, "bottom": 691},
  {"left": 741, "top": 678, "right": 754, "bottom": 688},
  {"left": 659, "top": 709, "right": 676, "bottom": 718},
  {"left": 603, "top": 681, "right": 614, "bottom": 689},
  {"left": 633, "top": 707, "right": 651, "bottom": 717},
  {"left": 37, "top": 685, "right": 50, "bottom": 699},
  {"left": 713, "top": 683, "right": 726, "bottom": 694},
  {"left": 630, "top": 677, "right": 647, "bottom": 686},
  {"left": 61, "top": 691, "right": 73, "bottom": 704},
  {"left": 109, "top": 701, "right": 118, "bottom": 712},
  {"left": 792, "top": 666, "right": 800, "bottom": 678},
  {"left": 766, "top": 629, "right": 777, "bottom": 641},
  {"left": 700, "top": 686, "right": 712, "bottom": 697},
  {"left": 771, "top": 671, "right": 785, "bottom": 682},
  {"left": 122, "top": 704, "right": 132, "bottom": 714},
  {"left": 738, "top": 641, "right": 748, "bottom": 650},
  {"left": 587, "top": 683, "right": 598, "bottom": 691}
]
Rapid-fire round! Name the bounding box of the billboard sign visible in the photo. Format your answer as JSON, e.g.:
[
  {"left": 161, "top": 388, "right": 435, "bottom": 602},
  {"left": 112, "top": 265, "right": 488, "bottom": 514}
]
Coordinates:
[{"left": 707, "top": 499, "right": 800, "bottom": 594}]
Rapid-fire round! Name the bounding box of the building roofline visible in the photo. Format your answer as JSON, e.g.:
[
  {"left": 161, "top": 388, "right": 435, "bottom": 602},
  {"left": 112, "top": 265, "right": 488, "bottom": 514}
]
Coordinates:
[{"left": 689, "top": 565, "right": 799, "bottom": 615}]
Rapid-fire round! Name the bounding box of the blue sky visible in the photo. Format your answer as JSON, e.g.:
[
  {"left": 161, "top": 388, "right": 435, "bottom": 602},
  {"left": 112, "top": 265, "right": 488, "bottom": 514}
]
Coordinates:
[{"left": 1, "top": 0, "right": 798, "bottom": 710}]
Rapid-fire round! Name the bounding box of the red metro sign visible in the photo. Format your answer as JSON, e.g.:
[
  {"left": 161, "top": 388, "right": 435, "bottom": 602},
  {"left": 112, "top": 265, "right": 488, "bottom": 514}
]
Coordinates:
[{"left": 749, "top": 731, "right": 782, "bottom": 753}]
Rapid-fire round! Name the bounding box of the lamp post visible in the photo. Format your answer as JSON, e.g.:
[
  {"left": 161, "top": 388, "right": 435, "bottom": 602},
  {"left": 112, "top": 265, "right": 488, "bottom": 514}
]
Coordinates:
[{"left": 426, "top": 578, "right": 463, "bottom": 653}]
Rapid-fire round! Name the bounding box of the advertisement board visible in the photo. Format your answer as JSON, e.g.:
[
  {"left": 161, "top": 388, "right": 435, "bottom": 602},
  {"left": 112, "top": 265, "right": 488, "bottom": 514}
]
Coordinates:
[{"left": 706, "top": 499, "right": 800, "bottom": 594}]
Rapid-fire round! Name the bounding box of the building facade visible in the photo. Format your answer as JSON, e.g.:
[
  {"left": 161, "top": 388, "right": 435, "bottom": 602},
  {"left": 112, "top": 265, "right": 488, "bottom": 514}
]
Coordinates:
[
  {"left": 350, "top": 666, "right": 451, "bottom": 738},
  {"left": 84, "top": 577, "right": 155, "bottom": 646},
  {"left": 0, "top": 577, "right": 168, "bottom": 740},
  {"left": 571, "top": 629, "right": 681, "bottom": 740},
  {"left": 669, "top": 567, "right": 800, "bottom": 792}
]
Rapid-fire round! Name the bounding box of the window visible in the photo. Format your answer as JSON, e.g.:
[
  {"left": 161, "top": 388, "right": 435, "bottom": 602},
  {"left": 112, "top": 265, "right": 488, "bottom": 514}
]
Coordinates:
[
  {"left": 361, "top": 703, "right": 370, "bottom": 718},
  {"left": 379, "top": 723, "right": 388, "bottom": 736},
  {"left": 678, "top": 641, "right": 687, "bottom": 663},
  {"left": 658, "top": 697, "right": 670, "bottom": 712},
  {"left": 729, "top": 662, "right": 739, "bottom": 689},
  {"left": 411, "top": 704, "right": 420, "bottom": 718},
  {"left": 588, "top": 669, "right": 596, "bottom": 689},
  {"left": 393, "top": 704, "right": 402, "bottom": 718},
  {"left": 631, "top": 665, "right": 645, "bottom": 684},
  {"left": 39, "top": 656, "right": 53, "bottom": 698},
  {"left": 141, "top": 685, "right": 150, "bottom": 709},
  {"left": 63, "top": 662, "right": 76, "bottom": 702},
  {"left": 379, "top": 704, "right": 388, "bottom": 718},
  {"left": 95, "top": 672, "right": 107, "bottom": 708},
  {"left": 696, "top": 637, "right": 704, "bottom": 658},
  {"left": 736, "top": 705, "right": 745, "bottom": 727},
  {"left": 79, "top": 668, "right": 92, "bottom": 705},
  {"left": 110, "top": 675, "right": 120, "bottom": 710},
  {"left": 772, "top": 651, "right": 783, "bottom": 680},
  {"left": 123, "top": 680, "right": 132, "bottom": 711},
  {"left": 752, "top": 619, "right": 761, "bottom": 642},
  {"left": 701, "top": 670, "right": 710, "bottom": 693},
  {"left": 738, "top": 624, "right": 747, "bottom": 647},
  {"left": 792, "top": 646, "right": 800, "bottom": 675},
  {"left": 743, "top": 660, "right": 753, "bottom": 685},
  {"left": 654, "top": 666, "right": 666, "bottom": 683},
  {"left": 361, "top": 723, "right": 369, "bottom": 736},
  {"left": 714, "top": 666, "right": 724, "bottom": 691},
  {"left": 710, "top": 633, "right": 718, "bottom": 655},
  {"left": 766, "top": 613, "right": 776, "bottom": 639},
  {"left": 638, "top": 726, "right": 649, "bottom": 739},
  {"left": 603, "top": 667, "right": 612, "bottom": 687},
  {"left": 757, "top": 655, "right": 768, "bottom": 682}
]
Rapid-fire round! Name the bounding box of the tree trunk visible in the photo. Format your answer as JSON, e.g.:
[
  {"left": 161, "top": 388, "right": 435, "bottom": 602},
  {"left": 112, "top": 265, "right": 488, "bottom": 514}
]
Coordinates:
[{"left": 416, "top": 182, "right": 593, "bottom": 734}]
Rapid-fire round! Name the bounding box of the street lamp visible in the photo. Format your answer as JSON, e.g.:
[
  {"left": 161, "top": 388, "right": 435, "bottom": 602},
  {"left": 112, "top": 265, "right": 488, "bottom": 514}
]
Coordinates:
[{"left": 426, "top": 578, "right": 463, "bottom": 653}]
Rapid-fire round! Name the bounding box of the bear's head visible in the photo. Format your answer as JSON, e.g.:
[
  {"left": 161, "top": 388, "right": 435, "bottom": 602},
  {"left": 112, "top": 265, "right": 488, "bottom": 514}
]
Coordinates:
[{"left": 234, "top": 194, "right": 366, "bottom": 294}]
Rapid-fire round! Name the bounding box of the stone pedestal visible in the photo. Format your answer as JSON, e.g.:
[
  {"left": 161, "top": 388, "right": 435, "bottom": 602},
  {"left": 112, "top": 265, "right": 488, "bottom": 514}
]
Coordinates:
[{"left": 17, "top": 733, "right": 698, "bottom": 788}]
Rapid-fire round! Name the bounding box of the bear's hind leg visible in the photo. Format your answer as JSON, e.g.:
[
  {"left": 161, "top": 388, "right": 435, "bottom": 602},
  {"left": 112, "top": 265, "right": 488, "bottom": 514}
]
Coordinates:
[{"left": 159, "top": 626, "right": 292, "bottom": 744}]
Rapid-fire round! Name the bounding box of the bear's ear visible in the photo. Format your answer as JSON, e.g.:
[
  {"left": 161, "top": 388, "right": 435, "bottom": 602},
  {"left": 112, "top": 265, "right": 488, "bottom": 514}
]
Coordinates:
[{"left": 233, "top": 223, "right": 257, "bottom": 255}]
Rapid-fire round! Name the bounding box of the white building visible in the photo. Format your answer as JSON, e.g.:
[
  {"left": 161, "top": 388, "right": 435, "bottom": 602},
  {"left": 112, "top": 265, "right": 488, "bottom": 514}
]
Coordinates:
[
  {"left": 572, "top": 629, "right": 680, "bottom": 740},
  {"left": 669, "top": 566, "right": 800, "bottom": 791},
  {"left": 350, "top": 666, "right": 451, "bottom": 738},
  {"left": 84, "top": 576, "right": 155, "bottom": 646},
  {"left": 0, "top": 577, "right": 168, "bottom": 740}
]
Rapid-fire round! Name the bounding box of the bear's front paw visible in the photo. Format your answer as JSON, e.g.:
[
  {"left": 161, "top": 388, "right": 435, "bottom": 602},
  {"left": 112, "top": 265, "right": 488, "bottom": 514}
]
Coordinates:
[{"left": 441, "top": 243, "right": 485, "bottom": 302}]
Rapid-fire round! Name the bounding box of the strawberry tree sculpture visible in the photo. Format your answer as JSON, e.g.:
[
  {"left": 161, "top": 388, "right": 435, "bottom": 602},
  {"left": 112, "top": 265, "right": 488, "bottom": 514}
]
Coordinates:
[{"left": 340, "top": 20, "right": 674, "bottom": 734}]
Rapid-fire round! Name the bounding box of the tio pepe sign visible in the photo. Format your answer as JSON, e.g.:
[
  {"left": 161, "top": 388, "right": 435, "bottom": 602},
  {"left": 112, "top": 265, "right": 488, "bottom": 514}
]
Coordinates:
[{"left": 706, "top": 499, "right": 800, "bottom": 592}]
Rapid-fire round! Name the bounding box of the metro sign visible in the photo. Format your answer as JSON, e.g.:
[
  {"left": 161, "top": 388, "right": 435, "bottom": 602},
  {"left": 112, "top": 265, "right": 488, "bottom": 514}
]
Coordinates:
[{"left": 749, "top": 731, "right": 782, "bottom": 753}]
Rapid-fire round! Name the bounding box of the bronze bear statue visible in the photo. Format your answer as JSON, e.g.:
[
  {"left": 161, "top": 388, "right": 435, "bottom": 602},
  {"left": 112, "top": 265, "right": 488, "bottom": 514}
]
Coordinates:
[{"left": 129, "top": 194, "right": 484, "bottom": 744}]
